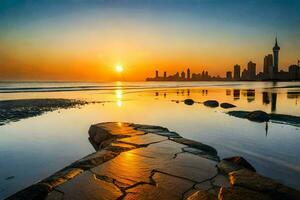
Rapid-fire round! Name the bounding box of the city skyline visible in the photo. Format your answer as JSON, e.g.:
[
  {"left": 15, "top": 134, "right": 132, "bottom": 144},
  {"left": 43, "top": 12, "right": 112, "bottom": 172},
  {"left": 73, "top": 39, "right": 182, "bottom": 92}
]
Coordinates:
[
  {"left": 147, "top": 37, "right": 300, "bottom": 81},
  {"left": 1, "top": 0, "right": 300, "bottom": 81}
]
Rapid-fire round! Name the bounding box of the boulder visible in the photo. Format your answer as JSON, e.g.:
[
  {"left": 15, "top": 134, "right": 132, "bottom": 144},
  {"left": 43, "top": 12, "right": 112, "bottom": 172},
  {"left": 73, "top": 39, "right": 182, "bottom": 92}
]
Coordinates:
[
  {"left": 203, "top": 100, "right": 219, "bottom": 108},
  {"left": 223, "top": 156, "right": 256, "bottom": 172},
  {"left": 184, "top": 99, "right": 195, "bottom": 105},
  {"left": 228, "top": 169, "right": 278, "bottom": 192},
  {"left": 220, "top": 103, "right": 236, "bottom": 109},
  {"left": 246, "top": 110, "right": 270, "bottom": 122},
  {"left": 218, "top": 186, "right": 272, "bottom": 200}
]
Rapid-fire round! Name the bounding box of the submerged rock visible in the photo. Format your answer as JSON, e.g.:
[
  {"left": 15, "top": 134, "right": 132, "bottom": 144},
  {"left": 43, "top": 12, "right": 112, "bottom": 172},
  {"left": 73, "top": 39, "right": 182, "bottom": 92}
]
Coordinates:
[
  {"left": 217, "top": 156, "right": 256, "bottom": 174},
  {"left": 184, "top": 99, "right": 195, "bottom": 105},
  {"left": 203, "top": 100, "right": 219, "bottom": 108},
  {"left": 228, "top": 110, "right": 300, "bottom": 127},
  {"left": 246, "top": 110, "right": 270, "bottom": 122},
  {"left": 223, "top": 156, "right": 256, "bottom": 172},
  {"left": 228, "top": 110, "right": 269, "bottom": 123},
  {"left": 220, "top": 103, "right": 236, "bottom": 109}
]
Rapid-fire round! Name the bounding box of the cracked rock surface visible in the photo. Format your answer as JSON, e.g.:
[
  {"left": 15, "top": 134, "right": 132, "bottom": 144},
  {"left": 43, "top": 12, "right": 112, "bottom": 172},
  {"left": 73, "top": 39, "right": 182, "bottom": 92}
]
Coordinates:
[{"left": 7, "top": 122, "right": 300, "bottom": 200}]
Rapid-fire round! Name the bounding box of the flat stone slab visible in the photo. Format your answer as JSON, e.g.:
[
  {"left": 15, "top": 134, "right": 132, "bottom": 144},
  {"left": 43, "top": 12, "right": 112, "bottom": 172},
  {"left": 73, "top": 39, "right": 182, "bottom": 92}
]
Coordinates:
[
  {"left": 123, "top": 172, "right": 194, "bottom": 200},
  {"left": 52, "top": 171, "right": 122, "bottom": 200},
  {"left": 8, "top": 122, "right": 300, "bottom": 200},
  {"left": 117, "top": 133, "right": 167, "bottom": 146}
]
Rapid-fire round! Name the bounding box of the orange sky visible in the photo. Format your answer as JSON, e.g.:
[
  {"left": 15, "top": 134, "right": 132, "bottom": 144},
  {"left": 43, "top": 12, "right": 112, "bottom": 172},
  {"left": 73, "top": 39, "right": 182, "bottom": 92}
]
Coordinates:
[{"left": 0, "top": 1, "right": 299, "bottom": 81}]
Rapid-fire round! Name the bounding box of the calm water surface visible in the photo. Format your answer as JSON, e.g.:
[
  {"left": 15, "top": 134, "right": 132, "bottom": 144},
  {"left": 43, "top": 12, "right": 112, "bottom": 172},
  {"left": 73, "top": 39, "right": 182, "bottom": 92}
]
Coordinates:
[{"left": 0, "top": 81, "right": 300, "bottom": 198}]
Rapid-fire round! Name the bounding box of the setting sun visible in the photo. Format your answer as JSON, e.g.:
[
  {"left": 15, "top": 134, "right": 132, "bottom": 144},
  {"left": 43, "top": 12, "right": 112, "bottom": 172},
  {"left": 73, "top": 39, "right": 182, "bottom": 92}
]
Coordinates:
[{"left": 116, "top": 65, "right": 124, "bottom": 73}]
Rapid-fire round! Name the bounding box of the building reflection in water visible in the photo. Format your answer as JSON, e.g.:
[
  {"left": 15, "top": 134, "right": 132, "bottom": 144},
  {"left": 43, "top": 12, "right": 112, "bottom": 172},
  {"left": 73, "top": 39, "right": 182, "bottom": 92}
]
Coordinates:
[
  {"left": 287, "top": 91, "right": 300, "bottom": 105},
  {"left": 246, "top": 89, "right": 255, "bottom": 102},
  {"left": 226, "top": 89, "right": 231, "bottom": 96},
  {"left": 262, "top": 91, "right": 277, "bottom": 113},
  {"left": 233, "top": 89, "right": 240, "bottom": 100},
  {"left": 271, "top": 93, "right": 277, "bottom": 113},
  {"left": 262, "top": 92, "right": 270, "bottom": 104}
]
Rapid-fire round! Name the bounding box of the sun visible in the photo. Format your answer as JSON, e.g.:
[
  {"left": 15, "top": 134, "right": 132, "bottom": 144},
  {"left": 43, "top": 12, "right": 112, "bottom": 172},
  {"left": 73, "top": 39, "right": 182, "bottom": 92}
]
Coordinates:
[{"left": 116, "top": 65, "right": 124, "bottom": 73}]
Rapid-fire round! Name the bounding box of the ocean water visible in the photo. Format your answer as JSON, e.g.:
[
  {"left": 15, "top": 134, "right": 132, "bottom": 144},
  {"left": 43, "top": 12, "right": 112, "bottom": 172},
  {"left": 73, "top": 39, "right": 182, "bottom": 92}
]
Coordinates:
[{"left": 0, "top": 81, "right": 300, "bottom": 198}]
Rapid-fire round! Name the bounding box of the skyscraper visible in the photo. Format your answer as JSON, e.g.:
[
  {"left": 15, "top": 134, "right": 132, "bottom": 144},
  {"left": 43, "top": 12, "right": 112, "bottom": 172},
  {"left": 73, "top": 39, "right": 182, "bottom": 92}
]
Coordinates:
[
  {"left": 247, "top": 61, "right": 256, "bottom": 80},
  {"left": 155, "top": 70, "right": 159, "bottom": 78},
  {"left": 181, "top": 71, "right": 186, "bottom": 79},
  {"left": 273, "top": 37, "right": 280, "bottom": 75},
  {"left": 187, "top": 68, "right": 191, "bottom": 80},
  {"left": 164, "top": 71, "right": 167, "bottom": 79},
  {"left": 226, "top": 71, "right": 232, "bottom": 80},
  {"left": 233, "top": 64, "right": 241, "bottom": 80},
  {"left": 263, "top": 54, "right": 273, "bottom": 75}
]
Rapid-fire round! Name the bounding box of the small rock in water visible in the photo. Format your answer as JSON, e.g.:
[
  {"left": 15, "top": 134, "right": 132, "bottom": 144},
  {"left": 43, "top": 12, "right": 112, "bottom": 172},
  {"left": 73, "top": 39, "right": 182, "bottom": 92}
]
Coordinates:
[
  {"left": 5, "top": 176, "right": 15, "bottom": 180},
  {"left": 220, "top": 103, "right": 236, "bottom": 109},
  {"left": 203, "top": 100, "right": 219, "bottom": 108},
  {"left": 246, "top": 110, "right": 270, "bottom": 122},
  {"left": 184, "top": 99, "right": 195, "bottom": 105}
]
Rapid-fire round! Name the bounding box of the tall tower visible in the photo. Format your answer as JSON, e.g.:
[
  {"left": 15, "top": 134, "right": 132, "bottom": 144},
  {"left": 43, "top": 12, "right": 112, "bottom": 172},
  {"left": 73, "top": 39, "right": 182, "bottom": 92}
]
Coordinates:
[
  {"left": 187, "top": 68, "right": 191, "bottom": 80},
  {"left": 233, "top": 64, "right": 241, "bottom": 80},
  {"left": 273, "top": 37, "right": 280, "bottom": 75}
]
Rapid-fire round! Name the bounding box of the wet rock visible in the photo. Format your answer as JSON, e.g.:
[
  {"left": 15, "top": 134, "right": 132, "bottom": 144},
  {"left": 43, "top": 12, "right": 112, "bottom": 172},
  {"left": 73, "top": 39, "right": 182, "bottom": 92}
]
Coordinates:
[
  {"left": 7, "top": 183, "right": 51, "bottom": 200},
  {"left": 117, "top": 133, "right": 167, "bottom": 146},
  {"left": 132, "top": 124, "right": 169, "bottom": 133},
  {"left": 156, "top": 153, "right": 218, "bottom": 182},
  {"left": 228, "top": 111, "right": 300, "bottom": 126},
  {"left": 217, "top": 160, "right": 244, "bottom": 174},
  {"left": 228, "top": 110, "right": 269, "bottom": 122},
  {"left": 218, "top": 186, "right": 272, "bottom": 200},
  {"left": 172, "top": 138, "right": 218, "bottom": 158},
  {"left": 186, "top": 189, "right": 217, "bottom": 200},
  {"left": 223, "top": 156, "right": 256, "bottom": 172},
  {"left": 211, "top": 174, "right": 231, "bottom": 188},
  {"left": 276, "top": 184, "right": 300, "bottom": 200},
  {"left": 229, "top": 169, "right": 278, "bottom": 192},
  {"left": 220, "top": 103, "right": 236, "bottom": 109},
  {"left": 55, "top": 171, "right": 122, "bottom": 200},
  {"left": 0, "top": 99, "right": 91, "bottom": 126},
  {"left": 203, "top": 100, "right": 219, "bottom": 108},
  {"left": 69, "top": 150, "right": 118, "bottom": 170},
  {"left": 124, "top": 172, "right": 194, "bottom": 200},
  {"left": 45, "top": 190, "right": 63, "bottom": 200},
  {"left": 42, "top": 168, "right": 83, "bottom": 189},
  {"left": 184, "top": 99, "right": 195, "bottom": 105},
  {"left": 246, "top": 110, "right": 270, "bottom": 122}
]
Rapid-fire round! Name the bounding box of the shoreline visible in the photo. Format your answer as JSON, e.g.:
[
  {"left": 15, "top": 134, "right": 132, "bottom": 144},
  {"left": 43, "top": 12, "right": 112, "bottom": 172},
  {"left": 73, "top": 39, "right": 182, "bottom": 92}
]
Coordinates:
[
  {"left": 0, "top": 99, "right": 102, "bottom": 126},
  {"left": 7, "top": 122, "right": 300, "bottom": 200}
]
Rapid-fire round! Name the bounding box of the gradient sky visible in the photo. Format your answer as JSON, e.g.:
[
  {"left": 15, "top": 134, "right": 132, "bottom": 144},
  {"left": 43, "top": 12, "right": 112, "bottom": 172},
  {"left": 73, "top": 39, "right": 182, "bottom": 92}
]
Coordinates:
[{"left": 0, "top": 0, "right": 300, "bottom": 81}]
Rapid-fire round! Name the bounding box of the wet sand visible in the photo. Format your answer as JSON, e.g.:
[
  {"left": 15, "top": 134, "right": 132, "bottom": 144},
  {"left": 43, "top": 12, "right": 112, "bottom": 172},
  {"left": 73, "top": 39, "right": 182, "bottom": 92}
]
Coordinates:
[{"left": 0, "top": 99, "right": 98, "bottom": 126}]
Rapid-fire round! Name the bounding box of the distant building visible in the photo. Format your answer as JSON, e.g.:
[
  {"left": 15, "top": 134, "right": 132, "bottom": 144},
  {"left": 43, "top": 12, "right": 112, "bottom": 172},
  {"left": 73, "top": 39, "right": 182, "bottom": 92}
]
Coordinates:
[
  {"left": 181, "top": 71, "right": 186, "bottom": 79},
  {"left": 164, "top": 71, "right": 167, "bottom": 79},
  {"left": 226, "top": 71, "right": 232, "bottom": 80},
  {"left": 241, "top": 69, "right": 248, "bottom": 80},
  {"left": 187, "top": 68, "right": 191, "bottom": 80},
  {"left": 289, "top": 65, "right": 300, "bottom": 80},
  {"left": 155, "top": 70, "right": 159, "bottom": 78},
  {"left": 263, "top": 54, "right": 273, "bottom": 76},
  {"left": 247, "top": 61, "right": 256, "bottom": 80},
  {"left": 272, "top": 37, "right": 280, "bottom": 76},
  {"left": 233, "top": 64, "right": 241, "bottom": 80}
]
